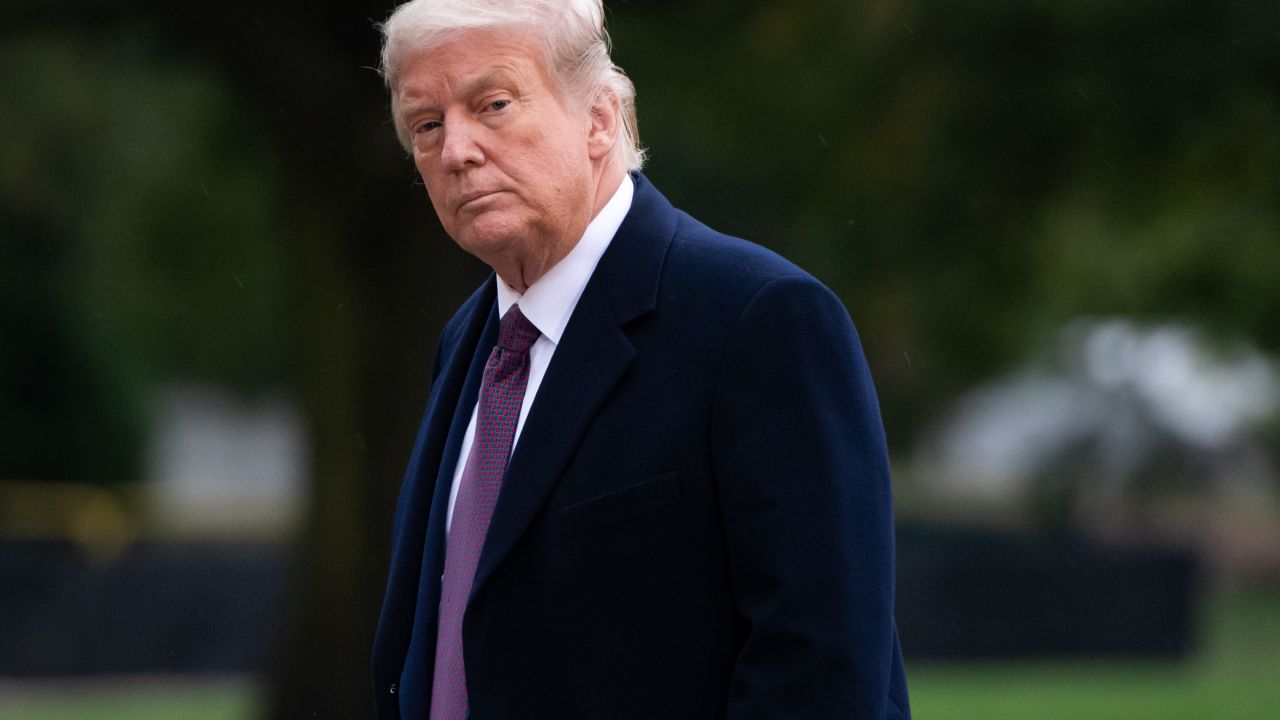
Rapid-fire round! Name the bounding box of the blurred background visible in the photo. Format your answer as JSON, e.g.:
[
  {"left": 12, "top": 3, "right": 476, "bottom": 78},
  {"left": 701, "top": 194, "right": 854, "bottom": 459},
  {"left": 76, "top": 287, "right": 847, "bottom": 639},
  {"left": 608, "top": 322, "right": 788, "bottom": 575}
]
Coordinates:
[{"left": 2, "top": 0, "right": 1278, "bottom": 717}]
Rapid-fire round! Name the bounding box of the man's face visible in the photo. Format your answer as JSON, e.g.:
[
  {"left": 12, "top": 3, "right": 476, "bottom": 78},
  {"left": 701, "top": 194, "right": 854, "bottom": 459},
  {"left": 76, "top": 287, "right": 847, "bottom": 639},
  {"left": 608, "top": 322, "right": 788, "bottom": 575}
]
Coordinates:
[{"left": 395, "top": 29, "right": 596, "bottom": 275}]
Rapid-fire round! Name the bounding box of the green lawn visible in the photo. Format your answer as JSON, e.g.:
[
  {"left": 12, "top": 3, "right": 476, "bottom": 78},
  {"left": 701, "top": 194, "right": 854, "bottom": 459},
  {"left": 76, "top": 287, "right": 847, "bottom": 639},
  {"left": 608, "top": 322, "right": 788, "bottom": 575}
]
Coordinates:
[
  {"left": 0, "top": 676, "right": 260, "bottom": 720},
  {"left": 1, "top": 591, "right": 1276, "bottom": 719},
  {"left": 909, "top": 590, "right": 1280, "bottom": 719}
]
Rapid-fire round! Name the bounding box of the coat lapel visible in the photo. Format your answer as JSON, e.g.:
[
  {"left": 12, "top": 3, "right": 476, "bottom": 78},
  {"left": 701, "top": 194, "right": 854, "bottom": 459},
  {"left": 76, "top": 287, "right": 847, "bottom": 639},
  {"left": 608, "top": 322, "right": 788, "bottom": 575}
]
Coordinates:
[
  {"left": 472, "top": 172, "right": 678, "bottom": 596},
  {"left": 374, "top": 279, "right": 496, "bottom": 675}
]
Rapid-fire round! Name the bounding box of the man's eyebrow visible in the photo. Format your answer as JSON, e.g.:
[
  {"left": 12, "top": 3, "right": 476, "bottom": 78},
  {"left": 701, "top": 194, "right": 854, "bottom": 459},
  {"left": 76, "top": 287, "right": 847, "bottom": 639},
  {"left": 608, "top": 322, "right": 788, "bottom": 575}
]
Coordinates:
[
  {"left": 398, "top": 97, "right": 438, "bottom": 120},
  {"left": 398, "top": 67, "right": 523, "bottom": 123},
  {"left": 459, "top": 67, "right": 521, "bottom": 98}
]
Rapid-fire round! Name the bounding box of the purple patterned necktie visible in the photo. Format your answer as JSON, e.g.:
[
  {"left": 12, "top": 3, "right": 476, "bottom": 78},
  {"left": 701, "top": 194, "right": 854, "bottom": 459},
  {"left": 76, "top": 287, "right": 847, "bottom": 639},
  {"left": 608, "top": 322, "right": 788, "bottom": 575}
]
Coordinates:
[{"left": 429, "top": 304, "right": 540, "bottom": 720}]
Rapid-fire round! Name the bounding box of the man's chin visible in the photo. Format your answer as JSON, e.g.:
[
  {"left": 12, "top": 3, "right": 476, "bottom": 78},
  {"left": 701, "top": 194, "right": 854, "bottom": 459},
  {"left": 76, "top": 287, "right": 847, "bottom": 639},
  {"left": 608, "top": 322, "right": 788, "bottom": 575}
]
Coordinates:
[{"left": 450, "top": 224, "right": 527, "bottom": 262}]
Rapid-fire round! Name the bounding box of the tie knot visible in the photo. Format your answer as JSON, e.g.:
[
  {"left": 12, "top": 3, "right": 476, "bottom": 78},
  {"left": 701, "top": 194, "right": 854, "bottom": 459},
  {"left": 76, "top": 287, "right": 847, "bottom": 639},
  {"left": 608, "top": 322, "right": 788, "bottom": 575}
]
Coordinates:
[{"left": 497, "top": 304, "right": 540, "bottom": 353}]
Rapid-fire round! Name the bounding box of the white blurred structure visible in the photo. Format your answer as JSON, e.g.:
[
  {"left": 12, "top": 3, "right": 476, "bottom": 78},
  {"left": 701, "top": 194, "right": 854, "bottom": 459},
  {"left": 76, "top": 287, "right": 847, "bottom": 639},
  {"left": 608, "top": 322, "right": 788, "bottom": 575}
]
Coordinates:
[
  {"left": 915, "top": 318, "right": 1280, "bottom": 513},
  {"left": 145, "top": 384, "right": 308, "bottom": 538}
]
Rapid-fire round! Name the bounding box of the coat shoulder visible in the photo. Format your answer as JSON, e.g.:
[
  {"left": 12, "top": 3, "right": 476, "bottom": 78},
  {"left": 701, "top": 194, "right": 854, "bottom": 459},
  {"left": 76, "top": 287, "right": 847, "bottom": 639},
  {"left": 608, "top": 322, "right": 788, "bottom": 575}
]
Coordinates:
[{"left": 664, "top": 208, "right": 832, "bottom": 309}]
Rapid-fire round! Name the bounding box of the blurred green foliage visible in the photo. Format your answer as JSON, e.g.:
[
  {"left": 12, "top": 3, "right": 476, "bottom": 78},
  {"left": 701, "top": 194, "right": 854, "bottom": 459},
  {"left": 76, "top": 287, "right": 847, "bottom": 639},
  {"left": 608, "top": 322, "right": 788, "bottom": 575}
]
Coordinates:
[
  {"left": 1, "top": 24, "right": 293, "bottom": 484},
  {"left": 611, "top": 0, "right": 1280, "bottom": 442},
  {"left": 4, "top": 0, "right": 1278, "bottom": 481}
]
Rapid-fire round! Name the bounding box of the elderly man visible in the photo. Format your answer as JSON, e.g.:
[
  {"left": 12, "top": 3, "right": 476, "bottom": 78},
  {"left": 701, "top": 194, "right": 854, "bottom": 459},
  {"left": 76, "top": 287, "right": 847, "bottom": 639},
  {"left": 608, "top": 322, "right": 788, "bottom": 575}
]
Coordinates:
[{"left": 371, "top": 1, "right": 911, "bottom": 718}]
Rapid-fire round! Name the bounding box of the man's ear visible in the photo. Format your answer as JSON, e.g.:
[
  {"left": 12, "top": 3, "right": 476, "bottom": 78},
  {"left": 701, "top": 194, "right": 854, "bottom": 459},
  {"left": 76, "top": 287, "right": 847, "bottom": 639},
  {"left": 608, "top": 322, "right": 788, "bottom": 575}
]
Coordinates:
[{"left": 586, "top": 89, "right": 622, "bottom": 161}]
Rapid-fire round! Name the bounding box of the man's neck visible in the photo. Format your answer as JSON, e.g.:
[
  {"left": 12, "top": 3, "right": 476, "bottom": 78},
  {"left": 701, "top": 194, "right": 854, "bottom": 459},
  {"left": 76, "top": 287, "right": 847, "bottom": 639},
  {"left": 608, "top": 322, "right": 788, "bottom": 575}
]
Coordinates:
[{"left": 495, "top": 163, "right": 627, "bottom": 292}]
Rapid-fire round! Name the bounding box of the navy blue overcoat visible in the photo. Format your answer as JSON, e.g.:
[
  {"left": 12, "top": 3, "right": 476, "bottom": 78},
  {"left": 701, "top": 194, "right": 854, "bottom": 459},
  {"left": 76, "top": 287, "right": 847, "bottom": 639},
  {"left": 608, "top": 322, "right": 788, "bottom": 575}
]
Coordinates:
[{"left": 372, "top": 173, "right": 910, "bottom": 719}]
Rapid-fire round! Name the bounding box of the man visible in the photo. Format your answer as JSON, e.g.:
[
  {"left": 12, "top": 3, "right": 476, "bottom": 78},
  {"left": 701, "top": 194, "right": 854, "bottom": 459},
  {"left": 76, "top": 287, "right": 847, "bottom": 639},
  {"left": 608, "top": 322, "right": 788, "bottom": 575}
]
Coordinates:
[{"left": 371, "top": 1, "right": 911, "bottom": 718}]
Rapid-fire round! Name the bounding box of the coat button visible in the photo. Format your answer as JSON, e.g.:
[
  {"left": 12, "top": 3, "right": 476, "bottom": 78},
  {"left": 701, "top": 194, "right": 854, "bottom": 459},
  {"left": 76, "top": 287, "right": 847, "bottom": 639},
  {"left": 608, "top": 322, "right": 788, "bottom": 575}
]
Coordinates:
[{"left": 389, "top": 682, "right": 398, "bottom": 695}]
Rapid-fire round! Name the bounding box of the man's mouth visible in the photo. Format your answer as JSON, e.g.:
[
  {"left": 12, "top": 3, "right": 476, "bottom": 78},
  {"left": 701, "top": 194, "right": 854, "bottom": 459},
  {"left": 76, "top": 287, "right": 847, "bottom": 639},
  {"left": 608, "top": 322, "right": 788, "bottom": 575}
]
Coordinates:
[{"left": 458, "top": 190, "right": 502, "bottom": 210}]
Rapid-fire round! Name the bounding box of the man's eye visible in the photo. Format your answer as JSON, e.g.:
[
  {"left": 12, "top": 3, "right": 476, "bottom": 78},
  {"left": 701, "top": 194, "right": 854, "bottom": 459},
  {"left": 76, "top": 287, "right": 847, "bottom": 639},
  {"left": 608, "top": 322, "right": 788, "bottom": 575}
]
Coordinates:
[
  {"left": 488, "top": 99, "right": 510, "bottom": 111},
  {"left": 415, "top": 120, "right": 441, "bottom": 134}
]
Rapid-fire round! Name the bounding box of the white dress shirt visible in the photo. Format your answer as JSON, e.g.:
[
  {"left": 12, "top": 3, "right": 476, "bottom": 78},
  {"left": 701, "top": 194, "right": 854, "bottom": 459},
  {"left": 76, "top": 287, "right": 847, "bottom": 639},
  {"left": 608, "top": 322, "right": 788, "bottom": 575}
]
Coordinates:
[{"left": 445, "top": 174, "right": 635, "bottom": 530}]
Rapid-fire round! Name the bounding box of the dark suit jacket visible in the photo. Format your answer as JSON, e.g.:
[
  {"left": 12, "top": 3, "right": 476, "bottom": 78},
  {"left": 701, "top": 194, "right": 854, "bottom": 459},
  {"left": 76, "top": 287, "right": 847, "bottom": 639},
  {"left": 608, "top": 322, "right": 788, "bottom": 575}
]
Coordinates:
[{"left": 372, "top": 172, "right": 910, "bottom": 719}]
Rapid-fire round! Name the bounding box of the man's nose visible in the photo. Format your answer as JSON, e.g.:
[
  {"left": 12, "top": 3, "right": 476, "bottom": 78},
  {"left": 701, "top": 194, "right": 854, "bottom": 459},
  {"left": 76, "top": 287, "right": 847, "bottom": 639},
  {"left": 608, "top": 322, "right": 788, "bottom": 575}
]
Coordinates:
[{"left": 440, "top": 118, "right": 484, "bottom": 171}]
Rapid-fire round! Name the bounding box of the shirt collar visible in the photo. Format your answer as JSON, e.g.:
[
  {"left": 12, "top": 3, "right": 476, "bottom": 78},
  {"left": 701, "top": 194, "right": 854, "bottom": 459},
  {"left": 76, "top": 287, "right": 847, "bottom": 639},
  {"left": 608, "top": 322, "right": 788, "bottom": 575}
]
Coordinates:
[{"left": 495, "top": 173, "right": 634, "bottom": 345}]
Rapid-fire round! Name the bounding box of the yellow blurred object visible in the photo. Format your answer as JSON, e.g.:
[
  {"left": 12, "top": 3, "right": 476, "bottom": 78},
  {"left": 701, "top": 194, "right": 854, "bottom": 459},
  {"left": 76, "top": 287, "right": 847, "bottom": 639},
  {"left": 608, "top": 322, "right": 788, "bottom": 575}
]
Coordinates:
[{"left": 0, "top": 480, "right": 140, "bottom": 563}]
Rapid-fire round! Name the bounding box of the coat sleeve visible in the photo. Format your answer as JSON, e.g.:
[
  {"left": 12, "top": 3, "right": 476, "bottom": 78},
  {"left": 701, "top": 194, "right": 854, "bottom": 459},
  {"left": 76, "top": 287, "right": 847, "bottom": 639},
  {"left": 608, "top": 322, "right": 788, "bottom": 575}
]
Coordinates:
[{"left": 711, "top": 275, "right": 908, "bottom": 720}]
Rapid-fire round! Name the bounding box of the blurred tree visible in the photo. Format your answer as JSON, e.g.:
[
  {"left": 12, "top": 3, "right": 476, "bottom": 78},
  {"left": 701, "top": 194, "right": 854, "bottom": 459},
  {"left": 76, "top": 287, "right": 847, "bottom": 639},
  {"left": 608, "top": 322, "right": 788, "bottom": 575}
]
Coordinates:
[
  {"left": 3, "top": 2, "right": 474, "bottom": 717},
  {"left": 4, "top": 0, "right": 1279, "bottom": 716},
  {"left": 0, "top": 23, "right": 293, "bottom": 483},
  {"left": 611, "top": 0, "right": 1280, "bottom": 445}
]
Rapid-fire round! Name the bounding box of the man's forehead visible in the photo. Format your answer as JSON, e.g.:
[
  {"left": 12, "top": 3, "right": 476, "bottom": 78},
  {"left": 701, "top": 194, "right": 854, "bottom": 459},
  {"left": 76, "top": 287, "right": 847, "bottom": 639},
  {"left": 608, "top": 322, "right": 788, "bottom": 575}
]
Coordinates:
[{"left": 397, "top": 33, "right": 543, "bottom": 101}]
